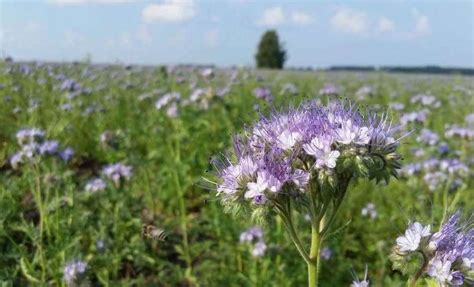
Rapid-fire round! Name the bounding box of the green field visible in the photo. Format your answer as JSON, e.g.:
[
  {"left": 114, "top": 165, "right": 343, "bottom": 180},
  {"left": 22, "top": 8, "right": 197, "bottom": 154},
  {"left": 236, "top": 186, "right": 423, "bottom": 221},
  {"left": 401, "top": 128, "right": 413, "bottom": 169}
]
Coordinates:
[{"left": 0, "top": 61, "right": 473, "bottom": 286}]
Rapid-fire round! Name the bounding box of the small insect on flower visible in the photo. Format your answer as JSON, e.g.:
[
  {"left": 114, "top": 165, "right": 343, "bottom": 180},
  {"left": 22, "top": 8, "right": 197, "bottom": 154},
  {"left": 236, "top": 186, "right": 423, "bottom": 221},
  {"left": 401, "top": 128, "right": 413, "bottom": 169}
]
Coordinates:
[{"left": 142, "top": 224, "right": 167, "bottom": 241}]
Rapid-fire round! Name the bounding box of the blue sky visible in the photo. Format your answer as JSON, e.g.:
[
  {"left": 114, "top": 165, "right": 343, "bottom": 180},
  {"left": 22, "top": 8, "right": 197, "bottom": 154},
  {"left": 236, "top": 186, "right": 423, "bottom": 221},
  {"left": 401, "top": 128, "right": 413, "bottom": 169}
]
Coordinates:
[{"left": 1, "top": 0, "right": 473, "bottom": 67}]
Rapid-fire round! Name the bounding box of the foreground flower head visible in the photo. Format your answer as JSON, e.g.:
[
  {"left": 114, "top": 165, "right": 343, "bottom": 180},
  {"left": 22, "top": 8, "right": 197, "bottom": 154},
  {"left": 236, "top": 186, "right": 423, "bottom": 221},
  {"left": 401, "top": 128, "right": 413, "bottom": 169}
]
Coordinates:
[{"left": 211, "top": 100, "right": 402, "bottom": 219}]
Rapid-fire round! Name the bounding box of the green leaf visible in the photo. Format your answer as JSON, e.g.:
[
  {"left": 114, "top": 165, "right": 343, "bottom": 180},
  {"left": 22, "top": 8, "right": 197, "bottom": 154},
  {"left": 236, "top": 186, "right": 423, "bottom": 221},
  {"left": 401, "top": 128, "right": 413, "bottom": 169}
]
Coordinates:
[{"left": 20, "top": 257, "right": 41, "bottom": 284}]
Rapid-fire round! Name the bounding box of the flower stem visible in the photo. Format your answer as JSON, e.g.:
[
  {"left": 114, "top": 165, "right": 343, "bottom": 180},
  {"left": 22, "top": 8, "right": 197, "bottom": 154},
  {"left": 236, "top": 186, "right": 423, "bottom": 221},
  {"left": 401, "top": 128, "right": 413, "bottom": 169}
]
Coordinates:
[
  {"left": 308, "top": 224, "right": 321, "bottom": 287},
  {"left": 409, "top": 251, "right": 428, "bottom": 287}
]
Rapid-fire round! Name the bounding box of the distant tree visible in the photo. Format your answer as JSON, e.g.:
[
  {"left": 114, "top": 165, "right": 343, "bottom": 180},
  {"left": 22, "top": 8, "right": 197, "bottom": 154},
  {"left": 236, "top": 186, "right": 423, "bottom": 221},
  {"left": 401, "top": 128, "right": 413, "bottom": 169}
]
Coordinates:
[{"left": 255, "top": 30, "right": 286, "bottom": 69}]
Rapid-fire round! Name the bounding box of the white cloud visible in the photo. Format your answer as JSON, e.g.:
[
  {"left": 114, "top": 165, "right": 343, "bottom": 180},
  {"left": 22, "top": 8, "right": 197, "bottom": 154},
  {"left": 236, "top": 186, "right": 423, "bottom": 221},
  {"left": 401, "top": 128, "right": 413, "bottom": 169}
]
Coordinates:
[
  {"left": 205, "top": 29, "right": 219, "bottom": 48},
  {"left": 257, "top": 7, "right": 314, "bottom": 27},
  {"left": 290, "top": 11, "right": 313, "bottom": 26},
  {"left": 411, "top": 9, "right": 430, "bottom": 36},
  {"left": 142, "top": 0, "right": 196, "bottom": 23},
  {"left": 257, "top": 6, "right": 285, "bottom": 27},
  {"left": 376, "top": 17, "right": 395, "bottom": 33},
  {"left": 331, "top": 8, "right": 368, "bottom": 35}
]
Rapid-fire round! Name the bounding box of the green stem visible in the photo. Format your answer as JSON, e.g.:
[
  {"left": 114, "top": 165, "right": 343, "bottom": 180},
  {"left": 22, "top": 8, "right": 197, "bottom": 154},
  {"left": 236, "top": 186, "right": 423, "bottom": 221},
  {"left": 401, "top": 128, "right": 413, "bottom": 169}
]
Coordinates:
[
  {"left": 440, "top": 176, "right": 453, "bottom": 227},
  {"left": 308, "top": 224, "right": 321, "bottom": 287},
  {"left": 408, "top": 251, "right": 428, "bottom": 287},
  {"left": 278, "top": 209, "right": 311, "bottom": 264},
  {"left": 170, "top": 119, "right": 192, "bottom": 277}
]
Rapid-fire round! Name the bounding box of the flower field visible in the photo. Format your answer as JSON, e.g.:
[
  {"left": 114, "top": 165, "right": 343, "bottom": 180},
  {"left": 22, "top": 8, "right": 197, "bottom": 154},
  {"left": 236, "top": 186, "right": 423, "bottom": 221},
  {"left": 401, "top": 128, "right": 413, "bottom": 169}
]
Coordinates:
[{"left": 0, "top": 61, "right": 473, "bottom": 286}]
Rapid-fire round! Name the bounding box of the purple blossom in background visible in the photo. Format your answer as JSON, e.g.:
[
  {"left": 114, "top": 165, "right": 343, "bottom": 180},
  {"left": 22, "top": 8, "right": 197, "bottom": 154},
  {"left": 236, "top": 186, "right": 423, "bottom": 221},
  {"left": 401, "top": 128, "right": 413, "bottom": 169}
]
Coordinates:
[
  {"left": 321, "top": 247, "right": 332, "bottom": 260},
  {"left": 355, "top": 85, "right": 375, "bottom": 99},
  {"left": 361, "top": 203, "right": 378, "bottom": 219},
  {"left": 411, "top": 94, "right": 441, "bottom": 108},
  {"left": 39, "top": 140, "right": 59, "bottom": 155},
  {"left": 445, "top": 125, "right": 474, "bottom": 140},
  {"left": 16, "top": 128, "right": 45, "bottom": 145},
  {"left": 438, "top": 142, "right": 450, "bottom": 154},
  {"left": 417, "top": 129, "right": 439, "bottom": 146},
  {"left": 60, "top": 79, "right": 81, "bottom": 92},
  {"left": 253, "top": 87, "right": 273, "bottom": 102},
  {"left": 85, "top": 178, "right": 107, "bottom": 193},
  {"left": 155, "top": 92, "right": 181, "bottom": 110},
  {"left": 166, "top": 103, "right": 179, "bottom": 118},
  {"left": 280, "top": 83, "right": 298, "bottom": 95},
  {"left": 240, "top": 226, "right": 263, "bottom": 243},
  {"left": 252, "top": 241, "right": 267, "bottom": 257},
  {"left": 319, "top": 83, "right": 339, "bottom": 96},
  {"left": 60, "top": 148, "right": 75, "bottom": 162},
  {"left": 465, "top": 113, "right": 474, "bottom": 125},
  {"left": 96, "top": 239, "right": 106, "bottom": 251},
  {"left": 389, "top": 102, "right": 405, "bottom": 111},
  {"left": 400, "top": 110, "right": 429, "bottom": 126},
  {"left": 240, "top": 226, "right": 267, "bottom": 257},
  {"left": 102, "top": 163, "right": 132, "bottom": 186},
  {"left": 63, "top": 260, "right": 87, "bottom": 286}
]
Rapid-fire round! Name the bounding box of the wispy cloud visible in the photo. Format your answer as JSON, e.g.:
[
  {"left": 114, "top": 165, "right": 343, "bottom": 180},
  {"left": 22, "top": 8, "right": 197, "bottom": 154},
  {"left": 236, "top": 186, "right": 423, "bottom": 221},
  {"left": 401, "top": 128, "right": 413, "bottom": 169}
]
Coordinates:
[
  {"left": 331, "top": 8, "right": 369, "bottom": 35},
  {"left": 290, "top": 11, "right": 313, "bottom": 26},
  {"left": 142, "top": 0, "right": 196, "bottom": 23},
  {"left": 411, "top": 9, "right": 430, "bottom": 37},
  {"left": 257, "top": 7, "right": 314, "bottom": 27},
  {"left": 257, "top": 6, "right": 285, "bottom": 27},
  {"left": 376, "top": 17, "right": 395, "bottom": 33}
]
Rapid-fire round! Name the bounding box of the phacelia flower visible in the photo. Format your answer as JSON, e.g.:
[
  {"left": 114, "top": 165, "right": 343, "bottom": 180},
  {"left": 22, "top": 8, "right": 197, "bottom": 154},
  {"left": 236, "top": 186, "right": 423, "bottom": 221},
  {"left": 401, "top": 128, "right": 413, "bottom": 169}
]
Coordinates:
[
  {"left": 391, "top": 212, "right": 473, "bottom": 286},
  {"left": 212, "top": 100, "right": 403, "bottom": 216},
  {"left": 85, "top": 178, "right": 107, "bottom": 193},
  {"left": 102, "top": 163, "right": 132, "bottom": 187},
  {"left": 361, "top": 203, "right": 378, "bottom": 219},
  {"left": 396, "top": 222, "right": 431, "bottom": 253},
  {"left": 63, "top": 260, "right": 87, "bottom": 286}
]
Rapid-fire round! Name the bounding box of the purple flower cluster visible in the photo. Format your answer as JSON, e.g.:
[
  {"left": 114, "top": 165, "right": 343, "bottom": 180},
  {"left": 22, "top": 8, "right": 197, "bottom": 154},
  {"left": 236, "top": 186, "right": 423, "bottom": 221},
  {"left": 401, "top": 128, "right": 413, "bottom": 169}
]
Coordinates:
[
  {"left": 394, "top": 213, "right": 473, "bottom": 286},
  {"left": 85, "top": 178, "right": 107, "bottom": 193},
  {"left": 319, "top": 83, "right": 340, "bottom": 96},
  {"left": 445, "top": 125, "right": 474, "bottom": 140},
  {"left": 397, "top": 214, "right": 474, "bottom": 286},
  {"left": 10, "top": 128, "right": 74, "bottom": 168},
  {"left": 239, "top": 226, "right": 267, "bottom": 257},
  {"left": 155, "top": 92, "right": 181, "bottom": 118},
  {"left": 361, "top": 202, "right": 378, "bottom": 219},
  {"left": 253, "top": 87, "right": 273, "bottom": 102},
  {"left": 401, "top": 157, "right": 468, "bottom": 192},
  {"left": 102, "top": 163, "right": 133, "bottom": 187},
  {"left": 400, "top": 110, "right": 429, "bottom": 126},
  {"left": 63, "top": 260, "right": 87, "bottom": 286},
  {"left": 214, "top": 101, "right": 401, "bottom": 208},
  {"left": 410, "top": 94, "right": 441, "bottom": 108},
  {"left": 417, "top": 128, "right": 439, "bottom": 146}
]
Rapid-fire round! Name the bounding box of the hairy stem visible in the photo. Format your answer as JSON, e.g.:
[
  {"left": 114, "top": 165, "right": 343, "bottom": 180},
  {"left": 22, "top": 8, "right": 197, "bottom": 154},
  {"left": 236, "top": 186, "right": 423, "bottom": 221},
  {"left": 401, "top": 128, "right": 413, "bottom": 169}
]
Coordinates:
[
  {"left": 409, "top": 251, "right": 428, "bottom": 287},
  {"left": 308, "top": 223, "right": 321, "bottom": 287},
  {"left": 276, "top": 207, "right": 311, "bottom": 264}
]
